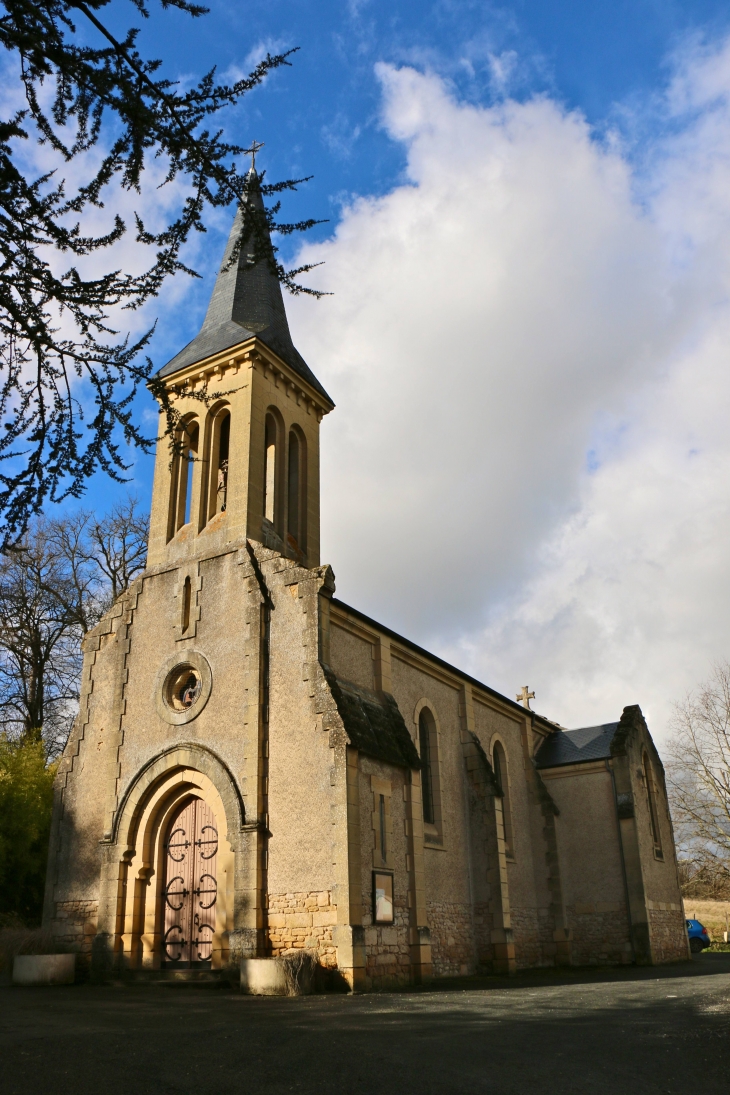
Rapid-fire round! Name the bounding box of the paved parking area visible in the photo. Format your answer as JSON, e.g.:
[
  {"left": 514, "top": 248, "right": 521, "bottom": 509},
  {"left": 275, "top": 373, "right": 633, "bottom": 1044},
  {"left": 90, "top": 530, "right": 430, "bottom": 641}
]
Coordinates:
[{"left": 1, "top": 954, "right": 728, "bottom": 1095}]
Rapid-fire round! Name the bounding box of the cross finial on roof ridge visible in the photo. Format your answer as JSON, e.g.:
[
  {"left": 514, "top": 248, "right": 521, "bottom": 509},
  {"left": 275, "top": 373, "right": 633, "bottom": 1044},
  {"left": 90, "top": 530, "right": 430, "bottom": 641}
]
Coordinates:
[
  {"left": 244, "top": 139, "right": 265, "bottom": 173},
  {"left": 516, "top": 685, "right": 535, "bottom": 710}
]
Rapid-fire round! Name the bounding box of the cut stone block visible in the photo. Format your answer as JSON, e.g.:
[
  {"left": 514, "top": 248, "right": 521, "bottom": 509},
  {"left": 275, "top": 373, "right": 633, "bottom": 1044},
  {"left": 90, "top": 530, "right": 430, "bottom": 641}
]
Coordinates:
[
  {"left": 240, "top": 956, "right": 313, "bottom": 996},
  {"left": 13, "top": 954, "right": 75, "bottom": 986}
]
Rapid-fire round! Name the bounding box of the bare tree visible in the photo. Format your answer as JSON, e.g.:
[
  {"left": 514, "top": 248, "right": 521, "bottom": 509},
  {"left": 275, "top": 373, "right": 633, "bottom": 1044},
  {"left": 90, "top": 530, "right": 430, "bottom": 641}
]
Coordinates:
[
  {"left": 47, "top": 497, "right": 149, "bottom": 621},
  {"left": 666, "top": 662, "right": 730, "bottom": 898},
  {"left": 0, "top": 1, "right": 326, "bottom": 546},
  {"left": 0, "top": 523, "right": 85, "bottom": 755},
  {"left": 0, "top": 496, "right": 148, "bottom": 757},
  {"left": 86, "top": 497, "right": 149, "bottom": 607}
]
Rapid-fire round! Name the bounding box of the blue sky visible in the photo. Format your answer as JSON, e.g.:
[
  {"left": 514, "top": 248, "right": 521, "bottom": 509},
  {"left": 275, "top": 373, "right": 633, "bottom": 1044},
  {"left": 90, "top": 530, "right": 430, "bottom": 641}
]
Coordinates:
[
  {"left": 46, "top": 1, "right": 730, "bottom": 733},
  {"left": 77, "top": 0, "right": 730, "bottom": 509},
  {"left": 137, "top": 0, "right": 730, "bottom": 217}
]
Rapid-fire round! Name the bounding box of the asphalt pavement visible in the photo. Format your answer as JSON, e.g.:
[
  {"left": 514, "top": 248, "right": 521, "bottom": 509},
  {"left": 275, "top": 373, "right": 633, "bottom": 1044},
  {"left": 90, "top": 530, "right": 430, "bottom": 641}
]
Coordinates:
[{"left": 1, "top": 953, "right": 728, "bottom": 1094}]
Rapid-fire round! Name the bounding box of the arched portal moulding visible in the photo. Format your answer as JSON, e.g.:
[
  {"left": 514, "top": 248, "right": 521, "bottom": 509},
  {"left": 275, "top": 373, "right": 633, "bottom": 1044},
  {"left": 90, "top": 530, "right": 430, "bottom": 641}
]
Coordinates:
[{"left": 96, "top": 743, "right": 250, "bottom": 973}]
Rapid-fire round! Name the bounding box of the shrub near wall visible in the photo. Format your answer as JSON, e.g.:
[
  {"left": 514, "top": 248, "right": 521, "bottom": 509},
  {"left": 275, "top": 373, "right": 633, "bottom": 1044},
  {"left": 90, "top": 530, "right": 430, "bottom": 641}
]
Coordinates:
[{"left": 0, "top": 737, "right": 56, "bottom": 926}]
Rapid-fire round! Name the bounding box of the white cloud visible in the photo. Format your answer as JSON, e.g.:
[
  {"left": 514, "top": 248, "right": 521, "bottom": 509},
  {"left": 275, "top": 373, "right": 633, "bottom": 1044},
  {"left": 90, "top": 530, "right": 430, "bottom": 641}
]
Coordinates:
[
  {"left": 321, "top": 112, "right": 363, "bottom": 159},
  {"left": 486, "top": 50, "right": 519, "bottom": 95},
  {"left": 286, "top": 43, "right": 730, "bottom": 746},
  {"left": 241, "top": 38, "right": 292, "bottom": 73}
]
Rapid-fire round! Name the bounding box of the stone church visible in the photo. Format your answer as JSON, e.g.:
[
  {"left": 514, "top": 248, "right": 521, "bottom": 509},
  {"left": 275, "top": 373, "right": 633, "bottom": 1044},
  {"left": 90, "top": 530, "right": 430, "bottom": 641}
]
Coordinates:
[{"left": 43, "top": 169, "right": 688, "bottom": 988}]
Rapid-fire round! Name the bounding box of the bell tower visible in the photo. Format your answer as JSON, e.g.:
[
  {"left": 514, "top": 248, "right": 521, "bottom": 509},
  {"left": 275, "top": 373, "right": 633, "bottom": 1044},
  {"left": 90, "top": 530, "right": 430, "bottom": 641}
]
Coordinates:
[{"left": 146, "top": 169, "right": 334, "bottom": 569}]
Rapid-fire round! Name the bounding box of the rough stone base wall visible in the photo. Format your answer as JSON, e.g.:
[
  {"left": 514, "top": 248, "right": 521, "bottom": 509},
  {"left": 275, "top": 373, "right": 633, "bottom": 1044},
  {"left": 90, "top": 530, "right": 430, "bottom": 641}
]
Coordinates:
[
  {"left": 362, "top": 899, "right": 411, "bottom": 989},
  {"left": 567, "top": 904, "right": 632, "bottom": 966},
  {"left": 472, "top": 901, "right": 495, "bottom": 968},
  {"left": 648, "top": 907, "right": 689, "bottom": 963},
  {"left": 427, "top": 902, "right": 474, "bottom": 977},
  {"left": 267, "top": 891, "right": 337, "bottom": 967},
  {"left": 510, "top": 906, "right": 555, "bottom": 969},
  {"left": 51, "top": 900, "right": 98, "bottom": 970}
]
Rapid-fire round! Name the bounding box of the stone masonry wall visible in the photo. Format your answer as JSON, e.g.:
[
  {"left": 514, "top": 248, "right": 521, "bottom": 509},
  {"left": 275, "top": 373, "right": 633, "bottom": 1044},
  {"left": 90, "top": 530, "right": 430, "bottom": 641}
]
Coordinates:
[
  {"left": 427, "top": 902, "right": 474, "bottom": 977},
  {"left": 267, "top": 891, "right": 338, "bottom": 967},
  {"left": 51, "top": 900, "right": 98, "bottom": 970},
  {"left": 510, "top": 906, "right": 555, "bottom": 969},
  {"left": 471, "top": 901, "right": 496, "bottom": 970},
  {"left": 567, "top": 903, "right": 632, "bottom": 966},
  {"left": 362, "top": 895, "right": 411, "bottom": 989},
  {"left": 648, "top": 906, "right": 689, "bottom": 963}
]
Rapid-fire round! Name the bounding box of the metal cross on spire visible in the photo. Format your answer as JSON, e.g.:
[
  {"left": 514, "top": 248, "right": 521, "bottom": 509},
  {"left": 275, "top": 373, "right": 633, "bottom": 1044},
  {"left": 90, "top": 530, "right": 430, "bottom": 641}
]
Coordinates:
[
  {"left": 244, "top": 140, "right": 265, "bottom": 172},
  {"left": 516, "top": 686, "right": 535, "bottom": 710}
]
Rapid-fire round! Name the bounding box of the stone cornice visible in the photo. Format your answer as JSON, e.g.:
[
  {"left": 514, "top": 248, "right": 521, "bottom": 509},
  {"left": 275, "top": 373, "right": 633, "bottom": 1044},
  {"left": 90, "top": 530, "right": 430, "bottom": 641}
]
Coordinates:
[
  {"left": 539, "top": 759, "right": 610, "bottom": 778},
  {"left": 151, "top": 336, "right": 334, "bottom": 420},
  {"left": 329, "top": 600, "right": 552, "bottom": 738}
]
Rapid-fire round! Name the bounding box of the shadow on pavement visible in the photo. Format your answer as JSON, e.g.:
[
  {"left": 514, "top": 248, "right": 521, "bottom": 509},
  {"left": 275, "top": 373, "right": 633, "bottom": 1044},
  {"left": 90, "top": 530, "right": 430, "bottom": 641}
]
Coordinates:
[
  {"left": 419, "top": 950, "right": 730, "bottom": 993},
  {"left": 0, "top": 955, "right": 728, "bottom": 1095}
]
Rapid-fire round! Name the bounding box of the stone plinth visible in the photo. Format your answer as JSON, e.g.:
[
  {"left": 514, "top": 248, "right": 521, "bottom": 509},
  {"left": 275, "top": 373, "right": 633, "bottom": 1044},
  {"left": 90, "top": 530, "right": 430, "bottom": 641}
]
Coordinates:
[
  {"left": 13, "top": 954, "right": 75, "bottom": 986},
  {"left": 240, "top": 956, "right": 313, "bottom": 996}
]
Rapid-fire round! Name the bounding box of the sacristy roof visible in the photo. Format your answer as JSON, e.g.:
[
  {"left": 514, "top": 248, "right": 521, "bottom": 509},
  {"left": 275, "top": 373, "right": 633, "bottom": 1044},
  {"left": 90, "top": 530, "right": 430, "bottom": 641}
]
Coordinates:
[{"left": 534, "top": 722, "right": 620, "bottom": 769}]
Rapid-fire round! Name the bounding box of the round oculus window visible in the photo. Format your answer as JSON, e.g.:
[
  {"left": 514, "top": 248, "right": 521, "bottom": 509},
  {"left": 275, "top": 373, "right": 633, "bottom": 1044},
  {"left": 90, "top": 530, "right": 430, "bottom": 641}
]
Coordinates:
[
  {"left": 165, "top": 665, "right": 202, "bottom": 712},
  {"left": 154, "top": 650, "right": 212, "bottom": 725}
]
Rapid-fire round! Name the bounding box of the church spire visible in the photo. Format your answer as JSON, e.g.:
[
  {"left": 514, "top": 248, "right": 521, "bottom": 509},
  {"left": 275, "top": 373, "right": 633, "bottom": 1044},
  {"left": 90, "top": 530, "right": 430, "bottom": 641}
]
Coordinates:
[{"left": 159, "top": 168, "right": 331, "bottom": 403}]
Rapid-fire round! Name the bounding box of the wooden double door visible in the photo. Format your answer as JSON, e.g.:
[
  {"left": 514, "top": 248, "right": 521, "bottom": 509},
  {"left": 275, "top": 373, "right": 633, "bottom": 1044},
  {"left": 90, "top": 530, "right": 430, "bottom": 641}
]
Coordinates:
[{"left": 163, "top": 797, "right": 218, "bottom": 966}]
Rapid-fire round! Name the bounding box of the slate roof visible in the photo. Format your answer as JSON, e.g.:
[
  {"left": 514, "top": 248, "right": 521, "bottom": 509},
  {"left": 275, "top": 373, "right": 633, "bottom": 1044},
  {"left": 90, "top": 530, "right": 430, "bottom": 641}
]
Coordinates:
[
  {"left": 323, "top": 667, "right": 421, "bottom": 770},
  {"left": 159, "top": 170, "right": 333, "bottom": 406},
  {"left": 534, "top": 722, "right": 620, "bottom": 769}
]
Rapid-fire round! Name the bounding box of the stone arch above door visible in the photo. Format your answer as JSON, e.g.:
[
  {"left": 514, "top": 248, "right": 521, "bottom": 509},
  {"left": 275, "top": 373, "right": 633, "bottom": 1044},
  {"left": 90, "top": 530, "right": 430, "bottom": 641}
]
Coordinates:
[
  {"left": 105, "top": 744, "right": 245, "bottom": 972},
  {"left": 111, "top": 742, "right": 245, "bottom": 851}
]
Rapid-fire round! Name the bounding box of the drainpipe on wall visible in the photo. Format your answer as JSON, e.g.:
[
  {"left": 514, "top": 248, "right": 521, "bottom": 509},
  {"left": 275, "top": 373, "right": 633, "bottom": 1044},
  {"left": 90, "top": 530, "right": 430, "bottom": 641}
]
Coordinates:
[{"left": 606, "top": 759, "right": 636, "bottom": 965}]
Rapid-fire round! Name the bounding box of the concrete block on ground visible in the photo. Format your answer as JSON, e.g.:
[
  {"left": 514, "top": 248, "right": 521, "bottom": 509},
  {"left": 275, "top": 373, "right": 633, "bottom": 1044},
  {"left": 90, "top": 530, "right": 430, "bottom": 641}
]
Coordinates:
[
  {"left": 240, "top": 956, "right": 314, "bottom": 996},
  {"left": 13, "top": 954, "right": 75, "bottom": 986}
]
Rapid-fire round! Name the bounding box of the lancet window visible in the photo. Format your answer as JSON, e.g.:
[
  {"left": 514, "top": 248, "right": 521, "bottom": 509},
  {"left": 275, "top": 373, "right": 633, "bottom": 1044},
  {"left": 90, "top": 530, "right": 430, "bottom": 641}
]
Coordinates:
[
  {"left": 492, "top": 740, "right": 514, "bottom": 858},
  {"left": 419, "top": 710, "right": 435, "bottom": 826},
  {"left": 182, "top": 576, "right": 192, "bottom": 633},
  {"left": 167, "top": 417, "right": 199, "bottom": 542},
  {"left": 417, "top": 705, "right": 443, "bottom": 840},
  {"left": 264, "top": 412, "right": 278, "bottom": 527},
  {"left": 287, "top": 427, "right": 307, "bottom": 552},
  {"left": 643, "top": 751, "right": 663, "bottom": 858},
  {"left": 203, "top": 406, "right": 230, "bottom": 526},
  {"left": 379, "top": 794, "right": 387, "bottom": 864}
]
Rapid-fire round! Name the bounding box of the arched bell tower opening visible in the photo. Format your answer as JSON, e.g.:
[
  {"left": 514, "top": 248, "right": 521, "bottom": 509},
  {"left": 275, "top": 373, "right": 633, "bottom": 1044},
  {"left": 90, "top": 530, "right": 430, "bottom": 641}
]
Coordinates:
[
  {"left": 200, "top": 402, "right": 231, "bottom": 529},
  {"left": 287, "top": 425, "right": 307, "bottom": 555},
  {"left": 262, "top": 406, "right": 285, "bottom": 543},
  {"left": 167, "top": 416, "right": 199, "bottom": 542}
]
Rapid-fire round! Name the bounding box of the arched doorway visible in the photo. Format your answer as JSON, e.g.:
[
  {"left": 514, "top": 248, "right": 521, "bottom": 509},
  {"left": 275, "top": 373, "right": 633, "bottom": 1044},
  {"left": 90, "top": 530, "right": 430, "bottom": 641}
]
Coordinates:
[
  {"left": 104, "top": 747, "right": 242, "bottom": 972},
  {"left": 162, "top": 796, "right": 219, "bottom": 967}
]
